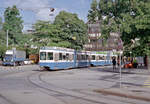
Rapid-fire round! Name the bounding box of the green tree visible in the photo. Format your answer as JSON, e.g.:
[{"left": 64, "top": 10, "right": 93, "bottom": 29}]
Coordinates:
[
  {"left": 88, "top": 0, "right": 150, "bottom": 56},
  {"left": 33, "top": 20, "right": 62, "bottom": 47},
  {"left": 54, "top": 11, "right": 88, "bottom": 50},
  {"left": 0, "top": 45, "right": 7, "bottom": 60},
  {"left": 0, "top": 17, "right": 6, "bottom": 59},
  {"left": 33, "top": 11, "right": 88, "bottom": 50},
  {"left": 3, "top": 5, "right": 23, "bottom": 44},
  {"left": 120, "top": 0, "right": 150, "bottom": 56},
  {"left": 87, "top": 0, "right": 98, "bottom": 23},
  {"left": 0, "top": 17, "right": 2, "bottom": 29},
  {"left": 88, "top": 0, "right": 150, "bottom": 69}
]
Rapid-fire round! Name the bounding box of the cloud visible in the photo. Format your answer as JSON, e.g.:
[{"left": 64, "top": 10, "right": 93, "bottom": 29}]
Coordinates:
[
  {"left": 36, "top": 8, "right": 65, "bottom": 22},
  {"left": 2, "top": 0, "right": 62, "bottom": 21}
]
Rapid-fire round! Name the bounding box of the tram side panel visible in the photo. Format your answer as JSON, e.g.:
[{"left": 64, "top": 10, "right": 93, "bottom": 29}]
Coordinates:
[{"left": 39, "top": 47, "right": 113, "bottom": 70}]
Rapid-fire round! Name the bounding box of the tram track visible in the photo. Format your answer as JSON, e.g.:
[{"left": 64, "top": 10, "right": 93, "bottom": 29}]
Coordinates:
[
  {"left": 0, "top": 65, "right": 148, "bottom": 104},
  {"left": 27, "top": 71, "right": 108, "bottom": 104},
  {"left": 0, "top": 67, "right": 32, "bottom": 104},
  {"left": 27, "top": 70, "right": 145, "bottom": 104},
  {"left": 0, "top": 94, "right": 16, "bottom": 104},
  {"left": 0, "top": 68, "right": 69, "bottom": 104},
  {"left": 37, "top": 70, "right": 149, "bottom": 104},
  {"left": 26, "top": 71, "right": 70, "bottom": 104}
]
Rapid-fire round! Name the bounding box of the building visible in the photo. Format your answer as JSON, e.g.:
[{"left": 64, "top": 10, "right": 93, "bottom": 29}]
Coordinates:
[{"left": 84, "top": 21, "right": 123, "bottom": 51}]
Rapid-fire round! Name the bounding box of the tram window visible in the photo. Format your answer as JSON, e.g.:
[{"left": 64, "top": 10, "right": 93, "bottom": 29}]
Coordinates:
[
  {"left": 63, "top": 54, "right": 66, "bottom": 60},
  {"left": 40, "top": 52, "right": 46, "bottom": 60},
  {"left": 83, "top": 55, "right": 86, "bottom": 60},
  {"left": 72, "top": 54, "right": 74, "bottom": 60},
  {"left": 66, "top": 53, "right": 69, "bottom": 60},
  {"left": 77, "top": 54, "right": 80, "bottom": 60},
  {"left": 69, "top": 54, "right": 73, "bottom": 61},
  {"left": 72, "top": 54, "right": 74, "bottom": 61},
  {"left": 103, "top": 56, "right": 106, "bottom": 60},
  {"left": 96, "top": 56, "right": 99, "bottom": 60},
  {"left": 59, "top": 53, "right": 62, "bottom": 60},
  {"left": 86, "top": 55, "right": 88, "bottom": 60},
  {"left": 92, "top": 55, "right": 95, "bottom": 60},
  {"left": 99, "top": 56, "right": 104, "bottom": 60},
  {"left": 89, "top": 55, "right": 92, "bottom": 60},
  {"left": 81, "top": 55, "right": 84, "bottom": 60},
  {"left": 69, "top": 54, "right": 72, "bottom": 61},
  {"left": 47, "top": 52, "right": 53, "bottom": 60}
]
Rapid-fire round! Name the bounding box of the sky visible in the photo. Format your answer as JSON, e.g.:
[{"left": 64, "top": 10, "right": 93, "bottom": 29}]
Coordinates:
[{"left": 0, "top": 0, "right": 93, "bottom": 31}]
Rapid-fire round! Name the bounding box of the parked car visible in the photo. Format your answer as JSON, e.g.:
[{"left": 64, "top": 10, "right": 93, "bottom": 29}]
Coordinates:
[{"left": 24, "top": 59, "right": 32, "bottom": 65}]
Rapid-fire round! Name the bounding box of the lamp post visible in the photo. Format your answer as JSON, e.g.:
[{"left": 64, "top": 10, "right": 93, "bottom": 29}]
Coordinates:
[
  {"left": 118, "top": 34, "right": 123, "bottom": 88},
  {"left": 119, "top": 50, "right": 123, "bottom": 88},
  {"left": 6, "top": 29, "right": 9, "bottom": 48}
]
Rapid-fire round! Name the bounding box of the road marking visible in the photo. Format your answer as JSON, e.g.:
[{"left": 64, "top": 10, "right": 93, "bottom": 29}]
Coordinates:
[{"left": 143, "top": 77, "right": 150, "bottom": 88}]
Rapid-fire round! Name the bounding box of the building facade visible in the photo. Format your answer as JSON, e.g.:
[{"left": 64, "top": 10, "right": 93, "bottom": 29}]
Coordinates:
[{"left": 84, "top": 21, "right": 123, "bottom": 51}]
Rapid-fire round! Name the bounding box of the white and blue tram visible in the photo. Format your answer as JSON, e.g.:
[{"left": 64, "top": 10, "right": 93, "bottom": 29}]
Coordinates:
[{"left": 39, "top": 47, "right": 114, "bottom": 70}]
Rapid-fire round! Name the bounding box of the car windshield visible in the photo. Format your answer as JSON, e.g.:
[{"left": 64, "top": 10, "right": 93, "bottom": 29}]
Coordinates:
[{"left": 5, "top": 54, "right": 13, "bottom": 58}]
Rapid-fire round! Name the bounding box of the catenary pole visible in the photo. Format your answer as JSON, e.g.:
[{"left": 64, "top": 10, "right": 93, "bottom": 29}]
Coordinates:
[{"left": 6, "top": 29, "right": 8, "bottom": 47}]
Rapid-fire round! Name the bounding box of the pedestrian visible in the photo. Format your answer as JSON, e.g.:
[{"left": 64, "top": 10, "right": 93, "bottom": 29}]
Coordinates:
[{"left": 112, "top": 57, "right": 116, "bottom": 71}]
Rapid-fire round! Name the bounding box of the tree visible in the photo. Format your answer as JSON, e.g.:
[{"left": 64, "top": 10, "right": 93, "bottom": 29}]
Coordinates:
[
  {"left": 0, "top": 17, "right": 2, "bottom": 30},
  {"left": 3, "top": 5, "right": 23, "bottom": 44},
  {"left": 0, "top": 17, "right": 5, "bottom": 43},
  {"left": 33, "top": 20, "right": 63, "bottom": 47},
  {"left": 88, "top": 0, "right": 150, "bottom": 68},
  {"left": 0, "top": 17, "right": 6, "bottom": 59},
  {"left": 87, "top": 0, "right": 98, "bottom": 23},
  {"left": 0, "top": 45, "right": 7, "bottom": 61},
  {"left": 54, "top": 11, "right": 88, "bottom": 50},
  {"left": 33, "top": 11, "right": 88, "bottom": 50},
  {"left": 88, "top": 0, "right": 150, "bottom": 55}
]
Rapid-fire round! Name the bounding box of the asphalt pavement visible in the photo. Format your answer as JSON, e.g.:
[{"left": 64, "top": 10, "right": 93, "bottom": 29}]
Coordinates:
[
  {"left": 92, "top": 66, "right": 150, "bottom": 102},
  {"left": 0, "top": 65, "right": 150, "bottom": 104}
]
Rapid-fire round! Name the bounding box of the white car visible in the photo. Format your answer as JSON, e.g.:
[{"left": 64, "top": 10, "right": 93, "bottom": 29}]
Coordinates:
[{"left": 24, "top": 59, "right": 32, "bottom": 65}]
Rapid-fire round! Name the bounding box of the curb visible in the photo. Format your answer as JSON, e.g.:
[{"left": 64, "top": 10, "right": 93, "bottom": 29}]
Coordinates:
[{"left": 94, "top": 89, "right": 150, "bottom": 102}]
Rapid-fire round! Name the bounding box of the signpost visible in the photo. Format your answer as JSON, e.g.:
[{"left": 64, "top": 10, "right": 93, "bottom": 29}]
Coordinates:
[
  {"left": 119, "top": 51, "right": 123, "bottom": 88},
  {"left": 118, "top": 39, "right": 123, "bottom": 88}
]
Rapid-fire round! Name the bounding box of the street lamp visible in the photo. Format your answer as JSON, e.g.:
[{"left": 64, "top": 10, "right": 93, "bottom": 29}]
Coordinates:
[
  {"left": 6, "top": 30, "right": 9, "bottom": 48},
  {"left": 119, "top": 50, "right": 123, "bottom": 88}
]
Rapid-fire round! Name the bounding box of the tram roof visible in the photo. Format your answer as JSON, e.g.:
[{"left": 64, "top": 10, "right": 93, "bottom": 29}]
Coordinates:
[{"left": 40, "top": 46, "right": 74, "bottom": 52}]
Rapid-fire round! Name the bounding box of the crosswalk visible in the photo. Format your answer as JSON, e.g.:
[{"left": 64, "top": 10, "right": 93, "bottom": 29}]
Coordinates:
[{"left": 143, "top": 77, "right": 150, "bottom": 88}]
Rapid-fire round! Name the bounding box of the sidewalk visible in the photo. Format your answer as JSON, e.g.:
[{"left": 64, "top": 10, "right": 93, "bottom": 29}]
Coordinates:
[
  {"left": 95, "top": 66, "right": 150, "bottom": 102},
  {"left": 95, "top": 86, "right": 150, "bottom": 102},
  {"left": 101, "top": 66, "right": 150, "bottom": 75}
]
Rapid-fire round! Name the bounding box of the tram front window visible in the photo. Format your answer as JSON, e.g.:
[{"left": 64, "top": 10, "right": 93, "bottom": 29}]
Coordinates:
[{"left": 40, "top": 52, "right": 46, "bottom": 60}]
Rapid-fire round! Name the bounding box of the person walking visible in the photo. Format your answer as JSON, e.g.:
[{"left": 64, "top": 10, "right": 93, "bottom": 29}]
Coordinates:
[{"left": 112, "top": 57, "right": 116, "bottom": 71}]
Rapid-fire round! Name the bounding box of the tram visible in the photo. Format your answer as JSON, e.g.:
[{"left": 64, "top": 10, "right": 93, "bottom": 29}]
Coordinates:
[{"left": 39, "top": 47, "right": 114, "bottom": 70}]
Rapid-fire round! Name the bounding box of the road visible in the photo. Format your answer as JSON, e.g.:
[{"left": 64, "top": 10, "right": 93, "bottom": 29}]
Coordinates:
[{"left": 0, "top": 65, "right": 149, "bottom": 104}]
